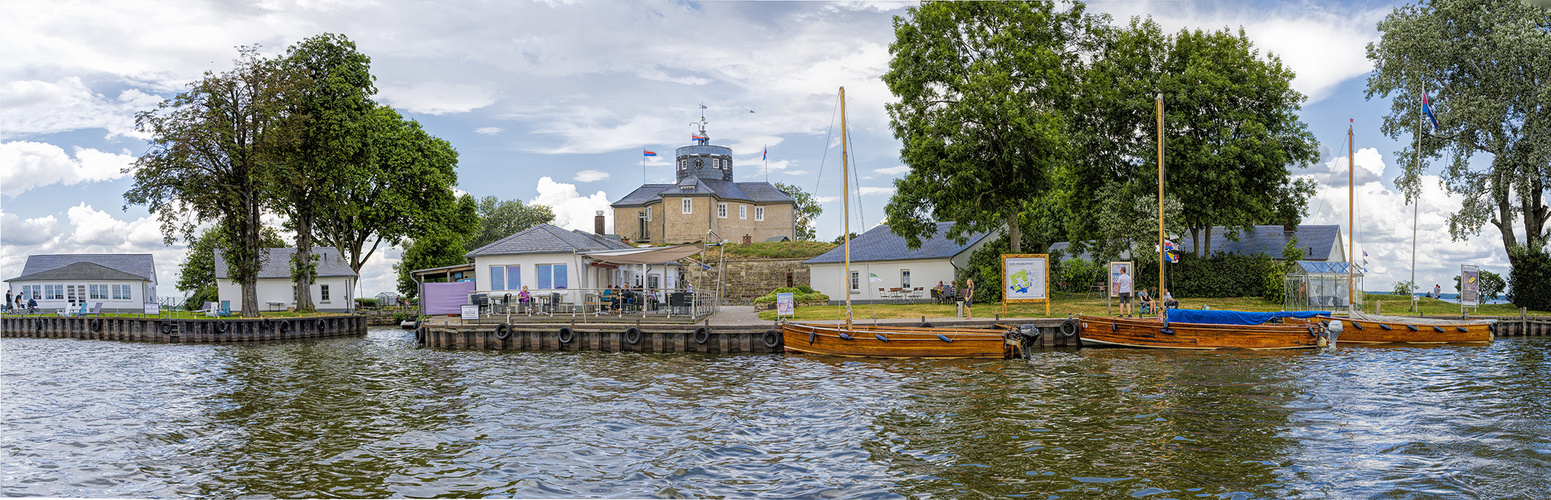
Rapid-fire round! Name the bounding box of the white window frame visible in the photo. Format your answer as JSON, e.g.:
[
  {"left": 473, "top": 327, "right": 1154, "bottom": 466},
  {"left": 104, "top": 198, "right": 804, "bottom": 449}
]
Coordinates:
[
  {"left": 717, "top": 202, "right": 728, "bottom": 218},
  {"left": 739, "top": 205, "right": 747, "bottom": 219},
  {"left": 320, "top": 284, "right": 331, "bottom": 302},
  {"left": 755, "top": 206, "right": 765, "bottom": 221},
  {"left": 646, "top": 206, "right": 652, "bottom": 221},
  {"left": 112, "top": 284, "right": 132, "bottom": 300},
  {"left": 89, "top": 284, "right": 109, "bottom": 300},
  {"left": 901, "top": 269, "right": 911, "bottom": 289},
  {"left": 850, "top": 271, "right": 860, "bottom": 293},
  {"left": 682, "top": 198, "right": 693, "bottom": 214}
]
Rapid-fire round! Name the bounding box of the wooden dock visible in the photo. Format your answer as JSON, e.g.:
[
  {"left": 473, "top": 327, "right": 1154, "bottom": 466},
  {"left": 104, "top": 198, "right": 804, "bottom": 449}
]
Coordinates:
[{"left": 1, "top": 315, "right": 367, "bottom": 342}]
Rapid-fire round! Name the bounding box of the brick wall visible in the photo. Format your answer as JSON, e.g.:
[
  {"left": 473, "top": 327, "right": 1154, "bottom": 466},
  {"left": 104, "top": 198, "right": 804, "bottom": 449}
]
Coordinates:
[{"left": 686, "top": 258, "right": 811, "bottom": 305}]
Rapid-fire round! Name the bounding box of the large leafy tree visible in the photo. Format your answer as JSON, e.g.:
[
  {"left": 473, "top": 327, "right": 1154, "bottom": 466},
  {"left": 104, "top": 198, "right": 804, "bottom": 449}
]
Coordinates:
[
  {"left": 463, "top": 196, "right": 555, "bottom": 251},
  {"left": 272, "top": 33, "right": 376, "bottom": 313},
  {"left": 882, "top": 0, "right": 1101, "bottom": 252},
  {"left": 126, "top": 46, "right": 286, "bottom": 317},
  {"left": 311, "top": 104, "right": 466, "bottom": 275},
  {"left": 396, "top": 194, "right": 479, "bottom": 298},
  {"left": 1066, "top": 18, "right": 1318, "bottom": 259},
  {"left": 1365, "top": 0, "right": 1551, "bottom": 269},
  {"left": 774, "top": 182, "right": 823, "bottom": 241},
  {"left": 177, "top": 227, "right": 284, "bottom": 309}
]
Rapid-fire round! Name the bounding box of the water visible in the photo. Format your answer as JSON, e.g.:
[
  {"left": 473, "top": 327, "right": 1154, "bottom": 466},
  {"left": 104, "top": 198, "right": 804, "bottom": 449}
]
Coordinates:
[{"left": 3, "top": 329, "right": 1548, "bottom": 499}]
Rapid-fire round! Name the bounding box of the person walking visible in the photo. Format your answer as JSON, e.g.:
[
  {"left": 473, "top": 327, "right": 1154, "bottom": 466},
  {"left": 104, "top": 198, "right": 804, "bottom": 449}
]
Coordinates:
[
  {"left": 4, "top": 290, "right": 10, "bottom": 314},
  {"left": 963, "top": 278, "right": 975, "bottom": 319},
  {"left": 1116, "top": 266, "right": 1133, "bottom": 317}
]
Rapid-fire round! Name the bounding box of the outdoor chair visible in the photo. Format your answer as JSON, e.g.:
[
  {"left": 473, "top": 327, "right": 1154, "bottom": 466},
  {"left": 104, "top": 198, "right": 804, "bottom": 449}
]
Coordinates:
[
  {"left": 201, "top": 301, "right": 218, "bottom": 317},
  {"left": 88, "top": 302, "right": 103, "bottom": 316},
  {"left": 218, "top": 301, "right": 233, "bottom": 317}
]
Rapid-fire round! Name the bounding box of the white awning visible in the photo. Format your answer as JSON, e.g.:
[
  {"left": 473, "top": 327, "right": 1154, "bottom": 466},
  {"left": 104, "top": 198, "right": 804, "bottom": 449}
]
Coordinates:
[{"left": 582, "top": 244, "right": 704, "bottom": 265}]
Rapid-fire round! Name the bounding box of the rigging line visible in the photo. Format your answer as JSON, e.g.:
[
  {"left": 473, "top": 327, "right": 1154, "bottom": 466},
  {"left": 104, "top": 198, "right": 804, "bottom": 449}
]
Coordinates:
[
  {"left": 845, "top": 119, "right": 879, "bottom": 320},
  {"left": 814, "top": 93, "right": 841, "bottom": 203}
]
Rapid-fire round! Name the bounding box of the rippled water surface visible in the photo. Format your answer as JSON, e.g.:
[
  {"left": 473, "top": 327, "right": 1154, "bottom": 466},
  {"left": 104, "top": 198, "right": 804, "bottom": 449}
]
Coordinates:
[{"left": 3, "top": 329, "right": 1548, "bottom": 498}]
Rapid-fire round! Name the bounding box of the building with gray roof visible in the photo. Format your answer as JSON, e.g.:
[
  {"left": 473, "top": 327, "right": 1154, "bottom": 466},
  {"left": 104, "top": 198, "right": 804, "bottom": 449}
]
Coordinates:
[
  {"left": 5, "top": 254, "right": 158, "bottom": 313},
  {"left": 214, "top": 247, "right": 358, "bottom": 313},
  {"left": 805, "top": 222, "right": 1001, "bottom": 304}
]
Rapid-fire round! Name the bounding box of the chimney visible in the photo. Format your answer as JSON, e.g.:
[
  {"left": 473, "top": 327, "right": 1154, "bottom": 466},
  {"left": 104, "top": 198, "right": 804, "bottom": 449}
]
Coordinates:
[{"left": 594, "top": 210, "right": 605, "bottom": 235}]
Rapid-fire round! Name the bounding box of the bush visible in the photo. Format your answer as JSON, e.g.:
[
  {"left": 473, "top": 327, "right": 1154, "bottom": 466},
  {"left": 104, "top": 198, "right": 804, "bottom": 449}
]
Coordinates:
[
  {"left": 355, "top": 298, "right": 379, "bottom": 309},
  {"left": 753, "top": 286, "right": 829, "bottom": 303},
  {"left": 1133, "top": 251, "right": 1281, "bottom": 299},
  {"left": 1508, "top": 245, "right": 1551, "bottom": 310}
]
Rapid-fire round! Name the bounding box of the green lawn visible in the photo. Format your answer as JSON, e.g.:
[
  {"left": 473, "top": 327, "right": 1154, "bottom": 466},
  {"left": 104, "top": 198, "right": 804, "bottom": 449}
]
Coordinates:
[{"left": 757, "top": 292, "right": 1540, "bottom": 321}]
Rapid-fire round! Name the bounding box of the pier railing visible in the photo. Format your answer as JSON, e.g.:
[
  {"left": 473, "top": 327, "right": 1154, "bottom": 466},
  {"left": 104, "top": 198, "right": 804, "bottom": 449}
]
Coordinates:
[{"left": 466, "top": 287, "right": 717, "bottom": 321}]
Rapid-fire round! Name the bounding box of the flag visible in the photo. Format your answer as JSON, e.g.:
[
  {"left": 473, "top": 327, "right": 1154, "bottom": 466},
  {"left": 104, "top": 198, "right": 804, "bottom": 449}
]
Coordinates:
[
  {"left": 1163, "top": 240, "right": 1179, "bottom": 263},
  {"left": 692, "top": 134, "right": 708, "bottom": 141},
  {"left": 1422, "top": 93, "right": 1440, "bottom": 130},
  {"left": 643, "top": 149, "right": 657, "bottom": 157},
  {"left": 869, "top": 273, "right": 883, "bottom": 283},
  {"left": 762, "top": 146, "right": 767, "bottom": 161}
]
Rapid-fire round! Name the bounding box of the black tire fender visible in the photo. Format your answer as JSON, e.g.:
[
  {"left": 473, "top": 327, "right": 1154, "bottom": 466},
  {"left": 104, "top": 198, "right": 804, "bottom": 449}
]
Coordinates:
[
  {"left": 762, "top": 329, "right": 780, "bottom": 348},
  {"left": 495, "top": 323, "right": 512, "bottom": 340},
  {"left": 693, "top": 326, "right": 711, "bottom": 345},
  {"left": 624, "top": 327, "right": 642, "bottom": 345},
  {"left": 216, "top": 321, "right": 230, "bottom": 333},
  {"left": 316, "top": 319, "right": 328, "bottom": 331},
  {"left": 415, "top": 326, "right": 427, "bottom": 346},
  {"left": 89, "top": 318, "right": 103, "bottom": 332},
  {"left": 160, "top": 321, "right": 173, "bottom": 335},
  {"left": 559, "top": 326, "right": 575, "bottom": 344},
  {"left": 278, "top": 320, "right": 290, "bottom": 333},
  {"left": 1059, "top": 319, "right": 1079, "bottom": 338},
  {"left": 261, "top": 318, "right": 273, "bottom": 331}
]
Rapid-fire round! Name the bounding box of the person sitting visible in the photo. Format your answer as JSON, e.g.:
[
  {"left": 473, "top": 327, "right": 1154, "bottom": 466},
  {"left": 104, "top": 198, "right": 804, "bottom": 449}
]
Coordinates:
[
  {"left": 518, "top": 286, "right": 534, "bottom": 314},
  {"left": 941, "top": 284, "right": 957, "bottom": 304},
  {"left": 27, "top": 297, "right": 37, "bottom": 314},
  {"left": 1137, "top": 287, "right": 1155, "bottom": 313},
  {"left": 1161, "top": 288, "right": 1179, "bottom": 309},
  {"left": 601, "top": 286, "right": 615, "bottom": 313},
  {"left": 644, "top": 288, "right": 658, "bottom": 312},
  {"left": 931, "top": 281, "right": 945, "bottom": 302}
]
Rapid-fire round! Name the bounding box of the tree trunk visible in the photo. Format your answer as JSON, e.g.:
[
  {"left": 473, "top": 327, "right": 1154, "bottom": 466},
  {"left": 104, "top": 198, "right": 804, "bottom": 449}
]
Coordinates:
[
  {"left": 1008, "top": 212, "right": 1022, "bottom": 253},
  {"left": 1191, "top": 227, "right": 1200, "bottom": 257},
  {"left": 1204, "top": 225, "right": 1213, "bottom": 256},
  {"left": 240, "top": 194, "right": 262, "bottom": 318},
  {"left": 294, "top": 209, "right": 316, "bottom": 313}
]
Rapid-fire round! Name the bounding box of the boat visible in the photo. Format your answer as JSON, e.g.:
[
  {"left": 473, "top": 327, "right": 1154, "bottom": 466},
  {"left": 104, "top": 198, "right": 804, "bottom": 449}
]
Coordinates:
[
  {"left": 779, "top": 87, "right": 1021, "bottom": 359},
  {"left": 1078, "top": 309, "right": 1329, "bottom": 350}
]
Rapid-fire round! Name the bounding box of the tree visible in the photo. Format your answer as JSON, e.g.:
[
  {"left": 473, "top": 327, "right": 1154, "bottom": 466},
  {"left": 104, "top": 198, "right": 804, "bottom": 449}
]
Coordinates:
[
  {"left": 126, "top": 46, "right": 286, "bottom": 317},
  {"left": 311, "top": 105, "right": 466, "bottom": 275},
  {"left": 272, "top": 33, "right": 377, "bottom": 313},
  {"left": 395, "top": 231, "right": 472, "bottom": 299},
  {"left": 1067, "top": 19, "right": 1318, "bottom": 258},
  {"left": 462, "top": 196, "right": 556, "bottom": 251},
  {"left": 775, "top": 182, "right": 823, "bottom": 241},
  {"left": 1365, "top": 0, "right": 1551, "bottom": 269},
  {"left": 177, "top": 227, "right": 284, "bottom": 309},
  {"left": 882, "top": 0, "right": 1101, "bottom": 253}
]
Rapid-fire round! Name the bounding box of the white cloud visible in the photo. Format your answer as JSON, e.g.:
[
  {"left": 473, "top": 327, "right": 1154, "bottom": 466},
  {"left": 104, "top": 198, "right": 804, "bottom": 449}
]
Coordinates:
[
  {"left": 0, "top": 212, "right": 62, "bottom": 246},
  {"left": 0, "top": 204, "right": 188, "bottom": 296},
  {"left": 573, "top": 169, "right": 610, "bottom": 182},
  {"left": 474, "top": 127, "right": 503, "bottom": 135},
  {"left": 66, "top": 203, "right": 164, "bottom": 248},
  {"left": 1297, "top": 147, "right": 1386, "bottom": 188},
  {"left": 377, "top": 81, "right": 496, "bottom": 115},
  {"left": 873, "top": 165, "right": 909, "bottom": 176},
  {"left": 0, "top": 141, "right": 135, "bottom": 197},
  {"left": 530, "top": 176, "right": 610, "bottom": 233},
  {"left": 0, "top": 78, "right": 160, "bottom": 138},
  {"left": 857, "top": 186, "right": 894, "bottom": 196}
]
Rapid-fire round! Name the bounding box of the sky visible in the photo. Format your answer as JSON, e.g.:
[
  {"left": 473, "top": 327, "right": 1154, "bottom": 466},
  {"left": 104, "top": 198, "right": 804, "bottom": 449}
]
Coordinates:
[{"left": 0, "top": 0, "right": 1515, "bottom": 301}]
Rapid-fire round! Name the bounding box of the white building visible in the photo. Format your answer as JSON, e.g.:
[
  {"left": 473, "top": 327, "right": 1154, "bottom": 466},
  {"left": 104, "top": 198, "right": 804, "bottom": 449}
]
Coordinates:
[
  {"left": 215, "top": 247, "right": 358, "bottom": 313},
  {"left": 5, "top": 254, "right": 158, "bottom": 313},
  {"left": 464, "top": 223, "right": 634, "bottom": 309},
  {"left": 805, "top": 222, "right": 1000, "bottom": 304}
]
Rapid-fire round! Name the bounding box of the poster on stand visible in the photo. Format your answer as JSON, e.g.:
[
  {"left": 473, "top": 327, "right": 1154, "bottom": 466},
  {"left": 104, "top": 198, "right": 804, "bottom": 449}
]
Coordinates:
[{"left": 1461, "top": 265, "right": 1479, "bottom": 307}]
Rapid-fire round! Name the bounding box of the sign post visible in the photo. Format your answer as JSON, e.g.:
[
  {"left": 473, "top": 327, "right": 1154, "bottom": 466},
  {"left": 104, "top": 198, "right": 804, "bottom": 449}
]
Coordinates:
[
  {"left": 775, "top": 292, "right": 795, "bottom": 319},
  {"left": 1460, "top": 264, "right": 1479, "bottom": 314},
  {"left": 1002, "top": 254, "right": 1050, "bottom": 316}
]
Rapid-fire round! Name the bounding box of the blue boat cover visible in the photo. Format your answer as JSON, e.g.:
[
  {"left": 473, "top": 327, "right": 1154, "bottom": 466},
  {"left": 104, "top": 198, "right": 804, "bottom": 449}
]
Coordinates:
[{"left": 1165, "top": 309, "right": 1329, "bottom": 326}]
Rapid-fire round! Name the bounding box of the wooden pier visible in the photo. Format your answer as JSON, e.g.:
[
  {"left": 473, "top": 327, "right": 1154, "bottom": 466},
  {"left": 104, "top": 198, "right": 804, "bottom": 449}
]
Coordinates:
[{"left": 1, "top": 315, "right": 367, "bottom": 342}]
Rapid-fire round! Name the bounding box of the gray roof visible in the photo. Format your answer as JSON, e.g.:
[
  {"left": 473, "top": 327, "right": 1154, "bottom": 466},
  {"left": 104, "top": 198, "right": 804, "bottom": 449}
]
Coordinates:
[
  {"left": 8, "top": 261, "right": 148, "bottom": 282},
  {"left": 7, "top": 254, "right": 156, "bottom": 282},
  {"left": 611, "top": 176, "right": 796, "bottom": 207},
  {"left": 805, "top": 222, "right": 993, "bottom": 265},
  {"left": 215, "top": 247, "right": 357, "bottom": 279},
  {"left": 465, "top": 223, "right": 631, "bottom": 258},
  {"left": 1176, "top": 225, "right": 1340, "bottom": 260},
  {"left": 1289, "top": 260, "right": 1363, "bottom": 275}
]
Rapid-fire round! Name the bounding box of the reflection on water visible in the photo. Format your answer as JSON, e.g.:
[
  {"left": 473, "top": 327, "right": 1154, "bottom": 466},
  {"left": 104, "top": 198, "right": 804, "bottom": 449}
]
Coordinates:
[{"left": 3, "top": 330, "right": 1548, "bottom": 498}]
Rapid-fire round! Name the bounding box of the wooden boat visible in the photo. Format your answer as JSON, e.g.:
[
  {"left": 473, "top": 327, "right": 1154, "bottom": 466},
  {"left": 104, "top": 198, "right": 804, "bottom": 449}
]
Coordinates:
[
  {"left": 1078, "top": 309, "right": 1330, "bottom": 350},
  {"left": 1331, "top": 312, "right": 1493, "bottom": 344},
  {"left": 781, "top": 322, "right": 1015, "bottom": 358}
]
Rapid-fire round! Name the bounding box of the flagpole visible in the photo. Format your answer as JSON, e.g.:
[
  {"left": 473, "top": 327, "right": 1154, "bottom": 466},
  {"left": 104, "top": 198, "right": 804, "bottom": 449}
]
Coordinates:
[
  {"left": 1349, "top": 120, "right": 1355, "bottom": 312},
  {"left": 1156, "top": 93, "right": 1165, "bottom": 296},
  {"left": 1411, "top": 87, "right": 1422, "bottom": 311}
]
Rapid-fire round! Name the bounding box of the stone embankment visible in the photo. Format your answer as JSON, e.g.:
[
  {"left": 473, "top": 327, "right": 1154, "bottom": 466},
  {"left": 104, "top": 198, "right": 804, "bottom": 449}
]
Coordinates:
[{"left": 1, "top": 315, "right": 367, "bottom": 342}]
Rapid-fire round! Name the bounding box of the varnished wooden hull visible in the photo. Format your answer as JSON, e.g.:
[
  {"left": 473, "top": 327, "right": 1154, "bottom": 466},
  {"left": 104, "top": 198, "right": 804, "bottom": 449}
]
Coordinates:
[
  {"left": 781, "top": 323, "right": 1013, "bottom": 358},
  {"left": 1337, "top": 318, "right": 1493, "bottom": 344},
  {"left": 1078, "top": 315, "right": 1321, "bottom": 350}
]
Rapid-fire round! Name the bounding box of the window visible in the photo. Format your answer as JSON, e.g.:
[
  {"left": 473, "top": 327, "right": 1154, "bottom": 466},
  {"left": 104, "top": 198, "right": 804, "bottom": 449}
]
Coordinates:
[
  {"left": 66, "top": 285, "right": 83, "bottom": 303},
  {"left": 45, "top": 284, "right": 63, "bottom": 300},
  {"left": 755, "top": 206, "right": 765, "bottom": 221},
  {"left": 682, "top": 198, "right": 693, "bottom": 214},
  {"left": 717, "top": 202, "right": 727, "bottom": 218},
  {"left": 112, "top": 284, "right": 131, "bottom": 300},
  {"left": 22, "top": 285, "right": 40, "bottom": 300},
  {"left": 89, "top": 284, "right": 109, "bottom": 300},
  {"left": 646, "top": 207, "right": 652, "bottom": 221},
  {"left": 739, "top": 205, "right": 747, "bottom": 219},
  {"left": 850, "top": 272, "right": 860, "bottom": 293},
  {"left": 491, "top": 265, "right": 506, "bottom": 291},
  {"left": 507, "top": 266, "right": 521, "bottom": 291},
  {"left": 320, "top": 284, "right": 331, "bottom": 302},
  {"left": 901, "top": 269, "right": 911, "bottom": 288},
  {"left": 537, "top": 264, "right": 568, "bottom": 289}
]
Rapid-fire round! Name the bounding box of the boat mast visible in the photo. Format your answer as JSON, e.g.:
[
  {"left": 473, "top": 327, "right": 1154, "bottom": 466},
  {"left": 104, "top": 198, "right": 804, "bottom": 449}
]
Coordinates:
[
  {"left": 1348, "top": 120, "right": 1355, "bottom": 311},
  {"left": 1156, "top": 94, "right": 1165, "bottom": 294},
  {"left": 840, "top": 86, "right": 852, "bottom": 330}
]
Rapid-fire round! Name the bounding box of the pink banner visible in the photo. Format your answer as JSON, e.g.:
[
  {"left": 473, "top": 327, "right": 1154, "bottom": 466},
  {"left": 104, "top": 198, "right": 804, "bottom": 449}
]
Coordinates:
[{"left": 423, "top": 281, "right": 477, "bottom": 315}]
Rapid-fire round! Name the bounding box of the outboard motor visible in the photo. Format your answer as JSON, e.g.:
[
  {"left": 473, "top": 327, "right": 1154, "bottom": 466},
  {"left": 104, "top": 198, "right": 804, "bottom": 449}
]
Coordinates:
[
  {"left": 1019, "top": 324, "right": 1042, "bottom": 344},
  {"left": 1324, "top": 319, "right": 1343, "bottom": 347}
]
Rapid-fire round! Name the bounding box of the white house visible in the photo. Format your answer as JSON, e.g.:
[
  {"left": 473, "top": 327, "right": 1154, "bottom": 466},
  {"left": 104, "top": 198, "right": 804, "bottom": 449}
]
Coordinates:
[
  {"left": 464, "top": 224, "right": 633, "bottom": 309},
  {"left": 5, "top": 254, "right": 158, "bottom": 313},
  {"left": 215, "top": 247, "right": 358, "bottom": 313},
  {"left": 805, "top": 222, "right": 1001, "bottom": 304}
]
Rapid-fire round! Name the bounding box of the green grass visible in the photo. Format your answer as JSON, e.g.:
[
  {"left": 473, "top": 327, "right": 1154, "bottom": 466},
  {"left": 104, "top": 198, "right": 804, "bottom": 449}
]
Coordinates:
[
  {"left": 756, "top": 291, "right": 1544, "bottom": 321},
  {"left": 718, "top": 241, "right": 836, "bottom": 260}
]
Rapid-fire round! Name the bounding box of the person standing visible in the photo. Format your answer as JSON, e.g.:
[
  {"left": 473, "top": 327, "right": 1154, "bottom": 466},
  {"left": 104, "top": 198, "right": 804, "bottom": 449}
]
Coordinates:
[
  {"left": 4, "top": 289, "right": 10, "bottom": 314},
  {"left": 1116, "top": 266, "right": 1133, "bottom": 317},
  {"left": 963, "top": 278, "right": 975, "bottom": 319},
  {"left": 1433, "top": 284, "right": 1442, "bottom": 299}
]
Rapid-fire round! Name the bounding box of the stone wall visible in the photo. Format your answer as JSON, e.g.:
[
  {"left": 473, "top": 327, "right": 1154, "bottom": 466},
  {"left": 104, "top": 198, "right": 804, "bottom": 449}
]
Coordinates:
[{"left": 687, "top": 258, "right": 811, "bottom": 305}]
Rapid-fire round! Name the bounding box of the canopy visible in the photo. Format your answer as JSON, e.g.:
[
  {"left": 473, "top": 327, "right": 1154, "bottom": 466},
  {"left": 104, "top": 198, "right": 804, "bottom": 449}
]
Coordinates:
[
  {"left": 1165, "top": 308, "right": 1329, "bottom": 326},
  {"left": 582, "top": 244, "right": 703, "bottom": 265}
]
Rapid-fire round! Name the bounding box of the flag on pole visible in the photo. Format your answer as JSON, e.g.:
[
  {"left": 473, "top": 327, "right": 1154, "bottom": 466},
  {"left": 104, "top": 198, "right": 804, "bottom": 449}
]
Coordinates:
[
  {"left": 1163, "top": 240, "right": 1179, "bottom": 263},
  {"left": 762, "top": 146, "right": 767, "bottom": 161},
  {"left": 869, "top": 273, "right": 883, "bottom": 283},
  {"left": 1422, "top": 93, "right": 1440, "bottom": 130},
  {"left": 692, "top": 134, "right": 708, "bottom": 141},
  {"left": 643, "top": 149, "right": 657, "bottom": 157}
]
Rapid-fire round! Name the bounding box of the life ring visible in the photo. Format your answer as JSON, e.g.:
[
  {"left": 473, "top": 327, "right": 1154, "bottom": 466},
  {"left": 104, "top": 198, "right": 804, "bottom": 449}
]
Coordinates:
[
  {"left": 35, "top": 318, "right": 44, "bottom": 331},
  {"left": 161, "top": 321, "right": 172, "bottom": 334},
  {"left": 89, "top": 318, "right": 103, "bottom": 332},
  {"left": 693, "top": 326, "right": 711, "bottom": 345},
  {"left": 1059, "top": 319, "right": 1078, "bottom": 338},
  {"left": 216, "top": 321, "right": 230, "bottom": 333},
  {"left": 559, "top": 326, "right": 575, "bottom": 343},
  {"left": 495, "top": 323, "right": 512, "bottom": 340},
  {"left": 762, "top": 329, "right": 780, "bottom": 348},
  {"left": 624, "top": 327, "right": 642, "bottom": 345}
]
